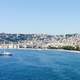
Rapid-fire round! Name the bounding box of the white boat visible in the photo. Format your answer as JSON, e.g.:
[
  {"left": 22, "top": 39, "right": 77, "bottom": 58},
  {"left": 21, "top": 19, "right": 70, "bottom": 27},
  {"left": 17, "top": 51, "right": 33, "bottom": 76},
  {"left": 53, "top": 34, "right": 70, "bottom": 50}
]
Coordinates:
[
  {"left": 0, "top": 40, "right": 12, "bottom": 56},
  {"left": 0, "top": 52, "right": 12, "bottom": 56}
]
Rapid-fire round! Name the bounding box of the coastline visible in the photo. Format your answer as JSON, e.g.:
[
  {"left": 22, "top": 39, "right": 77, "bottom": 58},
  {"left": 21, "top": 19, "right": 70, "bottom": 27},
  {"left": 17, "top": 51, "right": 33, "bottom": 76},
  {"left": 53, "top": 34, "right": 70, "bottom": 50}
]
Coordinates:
[
  {"left": 53, "top": 49, "right": 80, "bottom": 54},
  {"left": 0, "top": 48, "right": 80, "bottom": 54}
]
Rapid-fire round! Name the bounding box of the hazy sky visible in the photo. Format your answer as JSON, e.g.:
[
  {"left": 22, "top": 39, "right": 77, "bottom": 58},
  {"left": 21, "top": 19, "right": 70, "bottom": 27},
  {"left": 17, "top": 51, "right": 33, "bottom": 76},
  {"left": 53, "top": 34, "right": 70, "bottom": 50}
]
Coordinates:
[{"left": 0, "top": 0, "right": 80, "bottom": 34}]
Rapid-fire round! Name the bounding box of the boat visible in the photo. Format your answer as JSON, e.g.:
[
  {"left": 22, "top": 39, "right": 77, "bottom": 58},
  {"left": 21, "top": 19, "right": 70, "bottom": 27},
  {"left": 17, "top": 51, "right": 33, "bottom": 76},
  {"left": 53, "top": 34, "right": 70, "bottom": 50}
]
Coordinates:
[
  {"left": 0, "top": 40, "right": 12, "bottom": 56},
  {"left": 0, "top": 52, "right": 12, "bottom": 56}
]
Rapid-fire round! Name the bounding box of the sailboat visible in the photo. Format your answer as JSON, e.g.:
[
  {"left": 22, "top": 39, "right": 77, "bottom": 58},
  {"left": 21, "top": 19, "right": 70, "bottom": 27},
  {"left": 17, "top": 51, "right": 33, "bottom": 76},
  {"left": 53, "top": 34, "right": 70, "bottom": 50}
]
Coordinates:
[{"left": 0, "top": 40, "right": 12, "bottom": 56}]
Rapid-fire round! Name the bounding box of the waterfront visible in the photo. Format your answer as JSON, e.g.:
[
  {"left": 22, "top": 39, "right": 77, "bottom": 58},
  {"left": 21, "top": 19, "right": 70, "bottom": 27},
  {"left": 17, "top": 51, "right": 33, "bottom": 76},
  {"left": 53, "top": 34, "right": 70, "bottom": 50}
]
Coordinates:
[
  {"left": 0, "top": 33, "right": 80, "bottom": 50},
  {"left": 0, "top": 49, "right": 80, "bottom": 80}
]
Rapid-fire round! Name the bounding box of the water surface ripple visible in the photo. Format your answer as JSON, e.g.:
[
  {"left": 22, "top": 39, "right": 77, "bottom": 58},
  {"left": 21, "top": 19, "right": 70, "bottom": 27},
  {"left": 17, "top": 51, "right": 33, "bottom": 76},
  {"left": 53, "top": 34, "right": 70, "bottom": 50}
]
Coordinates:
[{"left": 0, "top": 49, "right": 80, "bottom": 80}]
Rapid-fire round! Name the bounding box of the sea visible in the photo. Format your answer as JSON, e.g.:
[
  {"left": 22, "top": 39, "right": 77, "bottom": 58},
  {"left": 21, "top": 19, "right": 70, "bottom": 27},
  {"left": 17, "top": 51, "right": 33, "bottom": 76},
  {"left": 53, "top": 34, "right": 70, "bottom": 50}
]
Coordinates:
[{"left": 0, "top": 49, "right": 80, "bottom": 80}]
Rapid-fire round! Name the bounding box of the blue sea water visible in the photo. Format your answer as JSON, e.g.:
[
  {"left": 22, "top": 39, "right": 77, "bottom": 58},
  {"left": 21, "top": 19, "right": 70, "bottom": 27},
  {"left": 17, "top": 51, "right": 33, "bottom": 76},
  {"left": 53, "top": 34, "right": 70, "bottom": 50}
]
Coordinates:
[{"left": 0, "top": 49, "right": 80, "bottom": 80}]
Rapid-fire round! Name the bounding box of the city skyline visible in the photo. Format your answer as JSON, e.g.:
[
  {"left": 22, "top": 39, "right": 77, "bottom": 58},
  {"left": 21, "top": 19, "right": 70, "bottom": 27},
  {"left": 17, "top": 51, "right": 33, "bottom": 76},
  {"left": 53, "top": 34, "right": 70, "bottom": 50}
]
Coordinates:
[{"left": 0, "top": 0, "right": 80, "bottom": 34}]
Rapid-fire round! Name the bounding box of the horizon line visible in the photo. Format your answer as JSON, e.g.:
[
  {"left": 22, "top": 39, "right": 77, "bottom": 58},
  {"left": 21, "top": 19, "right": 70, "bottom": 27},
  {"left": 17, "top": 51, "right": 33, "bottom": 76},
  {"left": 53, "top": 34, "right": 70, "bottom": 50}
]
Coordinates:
[{"left": 0, "top": 32, "right": 79, "bottom": 35}]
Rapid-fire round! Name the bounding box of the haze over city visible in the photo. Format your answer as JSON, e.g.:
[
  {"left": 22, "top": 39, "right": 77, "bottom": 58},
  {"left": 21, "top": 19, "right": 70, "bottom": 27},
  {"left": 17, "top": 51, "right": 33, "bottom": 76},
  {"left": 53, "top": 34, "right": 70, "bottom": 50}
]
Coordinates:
[{"left": 0, "top": 0, "right": 80, "bottom": 34}]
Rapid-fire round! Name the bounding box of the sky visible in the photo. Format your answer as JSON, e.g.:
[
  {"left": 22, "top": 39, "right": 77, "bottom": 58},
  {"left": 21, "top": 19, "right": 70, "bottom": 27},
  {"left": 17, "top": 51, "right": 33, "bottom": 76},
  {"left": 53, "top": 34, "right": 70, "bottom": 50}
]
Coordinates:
[{"left": 0, "top": 0, "right": 80, "bottom": 35}]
